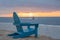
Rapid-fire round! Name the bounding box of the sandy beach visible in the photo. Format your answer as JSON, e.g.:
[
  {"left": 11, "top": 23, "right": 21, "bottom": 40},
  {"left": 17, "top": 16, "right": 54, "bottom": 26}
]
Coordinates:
[
  {"left": 0, "top": 30, "right": 59, "bottom": 40},
  {"left": 0, "top": 23, "right": 60, "bottom": 40}
]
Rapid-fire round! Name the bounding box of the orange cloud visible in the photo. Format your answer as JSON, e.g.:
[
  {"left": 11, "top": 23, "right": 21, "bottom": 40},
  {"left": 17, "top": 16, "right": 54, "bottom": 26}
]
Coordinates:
[
  {"left": 0, "top": 13, "right": 12, "bottom": 17},
  {"left": 17, "top": 11, "right": 60, "bottom": 17},
  {"left": 0, "top": 11, "right": 60, "bottom": 17}
]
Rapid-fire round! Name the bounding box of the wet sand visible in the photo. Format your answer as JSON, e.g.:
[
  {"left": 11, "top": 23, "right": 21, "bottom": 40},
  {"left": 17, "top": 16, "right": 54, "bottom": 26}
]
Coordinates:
[{"left": 0, "top": 30, "right": 59, "bottom": 40}]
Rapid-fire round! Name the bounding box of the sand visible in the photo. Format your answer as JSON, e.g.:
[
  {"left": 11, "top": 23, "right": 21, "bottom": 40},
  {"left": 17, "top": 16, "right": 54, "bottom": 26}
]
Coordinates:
[{"left": 0, "top": 30, "right": 59, "bottom": 40}]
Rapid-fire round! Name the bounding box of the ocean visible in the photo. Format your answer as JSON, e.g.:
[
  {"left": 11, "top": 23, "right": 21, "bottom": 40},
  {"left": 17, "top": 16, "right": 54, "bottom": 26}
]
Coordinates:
[
  {"left": 0, "top": 17, "right": 60, "bottom": 39},
  {"left": 0, "top": 17, "right": 60, "bottom": 25}
]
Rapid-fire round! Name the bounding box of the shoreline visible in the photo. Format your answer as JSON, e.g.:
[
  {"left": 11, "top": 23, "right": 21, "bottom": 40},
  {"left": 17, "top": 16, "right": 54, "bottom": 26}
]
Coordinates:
[{"left": 0, "top": 30, "right": 60, "bottom": 40}]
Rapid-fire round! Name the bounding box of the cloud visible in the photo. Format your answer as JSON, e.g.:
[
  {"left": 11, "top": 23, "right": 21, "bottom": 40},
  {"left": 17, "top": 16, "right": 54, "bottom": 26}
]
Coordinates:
[{"left": 0, "top": 0, "right": 60, "bottom": 14}]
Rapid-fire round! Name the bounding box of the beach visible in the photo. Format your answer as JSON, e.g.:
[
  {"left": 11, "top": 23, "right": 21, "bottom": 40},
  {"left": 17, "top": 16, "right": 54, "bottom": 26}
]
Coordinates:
[
  {"left": 0, "top": 0, "right": 60, "bottom": 40},
  {"left": 0, "top": 23, "right": 60, "bottom": 40},
  {"left": 0, "top": 30, "right": 58, "bottom": 40}
]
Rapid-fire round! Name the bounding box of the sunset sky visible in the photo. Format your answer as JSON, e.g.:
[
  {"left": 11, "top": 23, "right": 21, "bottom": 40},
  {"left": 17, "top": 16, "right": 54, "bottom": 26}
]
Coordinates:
[{"left": 0, "top": 0, "right": 60, "bottom": 17}]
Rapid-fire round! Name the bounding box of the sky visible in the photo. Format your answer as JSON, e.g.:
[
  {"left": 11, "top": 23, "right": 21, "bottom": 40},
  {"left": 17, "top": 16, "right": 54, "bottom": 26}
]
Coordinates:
[{"left": 0, "top": 0, "right": 60, "bottom": 17}]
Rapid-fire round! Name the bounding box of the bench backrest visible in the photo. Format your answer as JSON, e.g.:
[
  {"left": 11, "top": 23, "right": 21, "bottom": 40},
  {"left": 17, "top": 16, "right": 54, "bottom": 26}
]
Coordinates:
[{"left": 13, "top": 12, "right": 21, "bottom": 25}]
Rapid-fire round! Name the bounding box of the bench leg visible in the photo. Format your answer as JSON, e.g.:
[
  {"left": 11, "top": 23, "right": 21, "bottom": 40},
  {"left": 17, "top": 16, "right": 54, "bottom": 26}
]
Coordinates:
[{"left": 35, "top": 24, "right": 38, "bottom": 38}]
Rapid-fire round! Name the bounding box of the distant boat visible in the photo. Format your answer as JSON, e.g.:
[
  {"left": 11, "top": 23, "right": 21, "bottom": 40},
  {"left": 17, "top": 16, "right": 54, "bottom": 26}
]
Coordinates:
[{"left": 32, "top": 17, "right": 35, "bottom": 20}]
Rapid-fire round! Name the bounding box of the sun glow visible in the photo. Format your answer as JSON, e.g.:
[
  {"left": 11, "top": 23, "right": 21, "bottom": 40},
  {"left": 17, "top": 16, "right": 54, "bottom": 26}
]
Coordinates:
[
  {"left": 28, "top": 13, "right": 33, "bottom": 17},
  {"left": 17, "top": 12, "right": 34, "bottom": 17},
  {"left": 17, "top": 11, "right": 60, "bottom": 17},
  {"left": 0, "top": 11, "right": 60, "bottom": 17}
]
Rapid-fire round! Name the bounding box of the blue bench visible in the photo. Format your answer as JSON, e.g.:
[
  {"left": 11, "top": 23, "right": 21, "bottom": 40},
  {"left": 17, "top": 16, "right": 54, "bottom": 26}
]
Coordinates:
[{"left": 8, "top": 12, "right": 39, "bottom": 39}]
